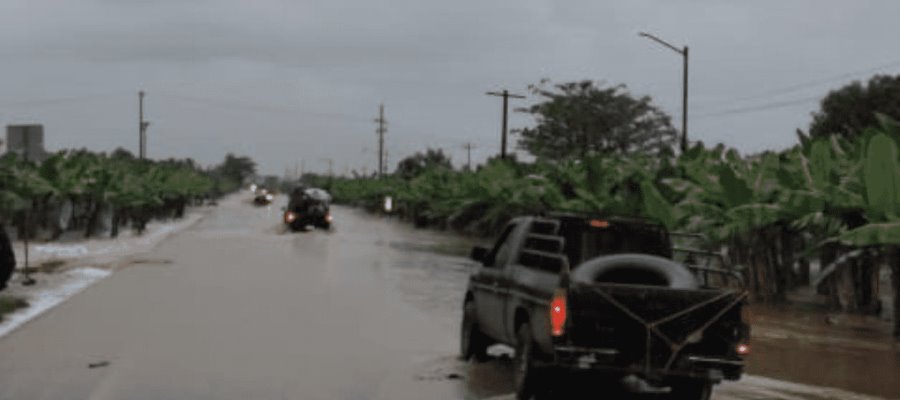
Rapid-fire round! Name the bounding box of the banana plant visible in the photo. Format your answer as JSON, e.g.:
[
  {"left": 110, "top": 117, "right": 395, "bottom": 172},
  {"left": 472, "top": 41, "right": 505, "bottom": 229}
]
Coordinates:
[{"left": 831, "top": 119, "right": 900, "bottom": 246}]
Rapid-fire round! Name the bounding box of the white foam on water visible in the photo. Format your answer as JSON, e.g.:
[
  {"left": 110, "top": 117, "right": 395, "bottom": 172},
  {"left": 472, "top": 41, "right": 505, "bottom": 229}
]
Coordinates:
[
  {"left": 14, "top": 212, "right": 204, "bottom": 266},
  {"left": 0, "top": 267, "right": 111, "bottom": 338},
  {"left": 0, "top": 205, "right": 214, "bottom": 340}
]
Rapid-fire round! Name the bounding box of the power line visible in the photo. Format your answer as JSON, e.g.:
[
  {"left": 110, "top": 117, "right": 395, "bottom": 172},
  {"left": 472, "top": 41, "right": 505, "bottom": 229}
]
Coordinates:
[
  {"left": 154, "top": 91, "right": 372, "bottom": 123},
  {"left": 0, "top": 92, "right": 130, "bottom": 108},
  {"left": 694, "top": 94, "right": 821, "bottom": 120},
  {"left": 695, "top": 59, "right": 900, "bottom": 112}
]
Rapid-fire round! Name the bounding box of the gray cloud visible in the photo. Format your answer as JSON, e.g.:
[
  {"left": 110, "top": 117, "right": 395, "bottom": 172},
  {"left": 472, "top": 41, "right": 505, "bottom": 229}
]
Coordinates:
[{"left": 1, "top": 0, "right": 898, "bottom": 175}]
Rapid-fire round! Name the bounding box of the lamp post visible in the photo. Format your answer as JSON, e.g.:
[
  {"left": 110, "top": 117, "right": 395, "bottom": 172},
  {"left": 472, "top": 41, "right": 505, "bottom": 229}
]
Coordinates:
[{"left": 639, "top": 32, "right": 689, "bottom": 152}]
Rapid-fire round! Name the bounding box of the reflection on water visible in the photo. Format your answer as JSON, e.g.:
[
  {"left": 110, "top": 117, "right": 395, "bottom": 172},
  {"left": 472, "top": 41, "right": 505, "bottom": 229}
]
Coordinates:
[{"left": 748, "top": 304, "right": 900, "bottom": 398}]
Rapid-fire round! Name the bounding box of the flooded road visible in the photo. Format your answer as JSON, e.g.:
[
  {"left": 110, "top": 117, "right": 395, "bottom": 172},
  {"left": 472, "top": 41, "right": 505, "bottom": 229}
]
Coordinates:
[{"left": 0, "top": 196, "right": 896, "bottom": 399}]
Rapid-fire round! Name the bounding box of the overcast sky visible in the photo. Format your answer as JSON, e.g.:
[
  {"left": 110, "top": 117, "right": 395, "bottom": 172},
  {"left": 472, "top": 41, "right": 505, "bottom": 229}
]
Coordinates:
[{"left": 1, "top": 0, "right": 898, "bottom": 176}]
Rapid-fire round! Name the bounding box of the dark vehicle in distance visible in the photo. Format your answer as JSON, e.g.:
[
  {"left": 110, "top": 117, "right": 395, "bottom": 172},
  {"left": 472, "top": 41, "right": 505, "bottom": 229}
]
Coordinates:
[
  {"left": 283, "top": 187, "right": 332, "bottom": 231},
  {"left": 460, "top": 213, "right": 749, "bottom": 400}
]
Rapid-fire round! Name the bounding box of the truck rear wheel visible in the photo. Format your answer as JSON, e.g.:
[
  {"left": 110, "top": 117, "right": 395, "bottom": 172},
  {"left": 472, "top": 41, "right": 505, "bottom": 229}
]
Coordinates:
[
  {"left": 460, "top": 300, "right": 490, "bottom": 362},
  {"left": 668, "top": 379, "right": 712, "bottom": 400},
  {"left": 514, "top": 323, "right": 548, "bottom": 400}
]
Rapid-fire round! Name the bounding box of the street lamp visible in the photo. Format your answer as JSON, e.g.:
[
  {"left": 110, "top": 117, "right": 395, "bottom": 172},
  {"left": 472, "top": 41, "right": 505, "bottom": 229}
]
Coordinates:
[{"left": 639, "top": 32, "right": 689, "bottom": 152}]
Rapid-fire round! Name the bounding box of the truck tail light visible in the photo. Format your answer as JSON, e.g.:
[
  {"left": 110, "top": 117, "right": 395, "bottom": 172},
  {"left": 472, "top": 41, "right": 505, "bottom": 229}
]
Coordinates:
[
  {"left": 589, "top": 219, "right": 609, "bottom": 228},
  {"left": 550, "top": 288, "right": 567, "bottom": 337},
  {"left": 736, "top": 343, "right": 750, "bottom": 355}
]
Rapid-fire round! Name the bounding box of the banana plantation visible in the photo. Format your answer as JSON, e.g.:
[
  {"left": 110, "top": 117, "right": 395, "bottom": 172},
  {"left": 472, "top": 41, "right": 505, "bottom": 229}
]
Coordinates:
[
  {"left": 316, "top": 118, "right": 900, "bottom": 336},
  {"left": 0, "top": 149, "right": 233, "bottom": 241}
]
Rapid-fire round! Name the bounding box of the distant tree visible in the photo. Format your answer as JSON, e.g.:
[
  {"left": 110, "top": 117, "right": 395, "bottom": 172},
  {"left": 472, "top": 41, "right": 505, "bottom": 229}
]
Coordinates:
[
  {"left": 476, "top": 153, "right": 524, "bottom": 173},
  {"left": 482, "top": 152, "right": 519, "bottom": 166},
  {"left": 809, "top": 74, "right": 900, "bottom": 139},
  {"left": 516, "top": 80, "right": 678, "bottom": 160},
  {"left": 396, "top": 148, "right": 452, "bottom": 180},
  {"left": 110, "top": 148, "right": 135, "bottom": 160},
  {"left": 217, "top": 153, "right": 256, "bottom": 184}
]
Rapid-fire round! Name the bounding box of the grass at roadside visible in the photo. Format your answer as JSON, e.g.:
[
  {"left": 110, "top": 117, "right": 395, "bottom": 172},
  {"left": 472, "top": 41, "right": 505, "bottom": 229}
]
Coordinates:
[
  {"left": 0, "top": 296, "right": 28, "bottom": 323},
  {"left": 20, "top": 260, "right": 67, "bottom": 275}
]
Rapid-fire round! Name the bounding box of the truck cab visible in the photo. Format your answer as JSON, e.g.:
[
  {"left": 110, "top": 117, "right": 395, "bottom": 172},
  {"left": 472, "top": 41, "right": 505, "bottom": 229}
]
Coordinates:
[{"left": 283, "top": 187, "right": 333, "bottom": 231}]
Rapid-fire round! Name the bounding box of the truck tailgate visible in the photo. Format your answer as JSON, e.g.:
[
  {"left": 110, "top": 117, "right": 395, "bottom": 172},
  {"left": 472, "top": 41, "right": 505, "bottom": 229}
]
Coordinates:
[{"left": 564, "top": 282, "right": 748, "bottom": 378}]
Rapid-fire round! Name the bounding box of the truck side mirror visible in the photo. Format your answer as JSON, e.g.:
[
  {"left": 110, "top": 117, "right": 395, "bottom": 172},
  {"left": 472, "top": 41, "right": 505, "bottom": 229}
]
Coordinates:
[{"left": 470, "top": 246, "right": 490, "bottom": 265}]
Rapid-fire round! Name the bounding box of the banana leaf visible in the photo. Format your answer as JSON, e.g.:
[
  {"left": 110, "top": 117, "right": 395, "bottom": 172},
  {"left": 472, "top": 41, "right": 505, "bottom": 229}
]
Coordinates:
[{"left": 834, "top": 221, "right": 900, "bottom": 246}]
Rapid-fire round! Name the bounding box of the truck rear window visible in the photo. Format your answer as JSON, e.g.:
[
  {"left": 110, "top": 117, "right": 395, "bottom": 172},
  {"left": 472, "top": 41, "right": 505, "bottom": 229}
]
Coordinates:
[{"left": 560, "top": 220, "right": 672, "bottom": 267}]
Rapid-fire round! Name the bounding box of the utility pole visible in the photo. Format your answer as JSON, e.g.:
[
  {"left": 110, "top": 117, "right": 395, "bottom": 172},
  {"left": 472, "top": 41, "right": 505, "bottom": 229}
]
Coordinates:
[
  {"left": 374, "top": 104, "right": 387, "bottom": 177},
  {"left": 463, "top": 142, "right": 476, "bottom": 170},
  {"left": 639, "top": 32, "right": 689, "bottom": 152},
  {"left": 320, "top": 158, "right": 334, "bottom": 177},
  {"left": 138, "top": 91, "right": 150, "bottom": 159},
  {"left": 139, "top": 91, "right": 143, "bottom": 159},
  {"left": 486, "top": 90, "right": 525, "bottom": 159},
  {"left": 682, "top": 46, "right": 689, "bottom": 152},
  {"left": 20, "top": 126, "right": 34, "bottom": 286}
]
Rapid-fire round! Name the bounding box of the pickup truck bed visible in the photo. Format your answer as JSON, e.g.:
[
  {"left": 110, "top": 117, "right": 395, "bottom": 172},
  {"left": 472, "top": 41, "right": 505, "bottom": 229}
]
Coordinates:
[{"left": 561, "top": 282, "right": 746, "bottom": 381}]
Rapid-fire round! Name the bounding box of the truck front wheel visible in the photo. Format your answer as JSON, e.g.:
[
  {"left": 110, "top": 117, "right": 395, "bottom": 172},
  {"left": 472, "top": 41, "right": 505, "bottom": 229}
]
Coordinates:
[{"left": 460, "top": 300, "right": 490, "bottom": 362}]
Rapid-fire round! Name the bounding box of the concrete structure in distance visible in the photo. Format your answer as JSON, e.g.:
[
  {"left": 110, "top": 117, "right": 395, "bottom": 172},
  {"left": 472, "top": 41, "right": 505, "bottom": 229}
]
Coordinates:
[{"left": 5, "top": 124, "right": 47, "bottom": 162}]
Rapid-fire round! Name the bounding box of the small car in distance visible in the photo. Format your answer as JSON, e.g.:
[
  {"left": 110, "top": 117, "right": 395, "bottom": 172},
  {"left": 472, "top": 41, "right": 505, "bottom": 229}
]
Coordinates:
[{"left": 253, "top": 188, "right": 275, "bottom": 206}]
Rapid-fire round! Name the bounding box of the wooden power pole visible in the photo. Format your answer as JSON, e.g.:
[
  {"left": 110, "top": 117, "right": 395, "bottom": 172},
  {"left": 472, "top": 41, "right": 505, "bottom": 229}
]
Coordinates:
[
  {"left": 486, "top": 90, "right": 525, "bottom": 159},
  {"left": 21, "top": 126, "right": 34, "bottom": 286},
  {"left": 139, "top": 91, "right": 150, "bottom": 159},
  {"left": 463, "top": 142, "right": 476, "bottom": 170},
  {"left": 374, "top": 104, "right": 387, "bottom": 177}
]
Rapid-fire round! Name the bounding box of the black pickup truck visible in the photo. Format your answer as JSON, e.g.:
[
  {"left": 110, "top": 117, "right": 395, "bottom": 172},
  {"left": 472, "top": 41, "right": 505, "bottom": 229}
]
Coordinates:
[{"left": 460, "top": 213, "right": 749, "bottom": 400}]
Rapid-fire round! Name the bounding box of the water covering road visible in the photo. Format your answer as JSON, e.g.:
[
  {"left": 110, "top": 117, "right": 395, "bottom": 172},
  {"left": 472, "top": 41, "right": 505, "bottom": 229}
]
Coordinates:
[{"left": 0, "top": 195, "right": 894, "bottom": 399}]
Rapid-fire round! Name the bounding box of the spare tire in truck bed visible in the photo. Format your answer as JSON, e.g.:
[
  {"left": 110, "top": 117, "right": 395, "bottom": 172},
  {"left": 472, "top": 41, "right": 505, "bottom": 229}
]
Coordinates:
[{"left": 571, "top": 254, "right": 698, "bottom": 290}]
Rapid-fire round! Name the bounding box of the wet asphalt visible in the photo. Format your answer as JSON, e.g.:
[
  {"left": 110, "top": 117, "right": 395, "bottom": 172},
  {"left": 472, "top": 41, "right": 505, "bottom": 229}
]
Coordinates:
[{"left": 0, "top": 195, "right": 892, "bottom": 400}]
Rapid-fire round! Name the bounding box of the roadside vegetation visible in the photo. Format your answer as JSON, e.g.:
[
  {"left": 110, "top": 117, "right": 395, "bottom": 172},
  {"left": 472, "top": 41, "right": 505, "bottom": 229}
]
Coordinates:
[
  {"left": 0, "top": 295, "right": 27, "bottom": 322},
  {"left": 0, "top": 149, "right": 256, "bottom": 241},
  {"left": 0, "top": 148, "right": 256, "bottom": 290},
  {"left": 309, "top": 77, "right": 900, "bottom": 338}
]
